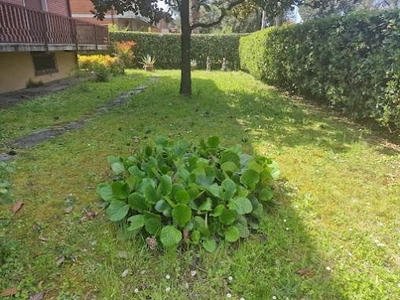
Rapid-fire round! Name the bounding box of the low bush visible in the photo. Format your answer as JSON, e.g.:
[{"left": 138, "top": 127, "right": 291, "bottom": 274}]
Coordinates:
[
  {"left": 97, "top": 137, "right": 279, "bottom": 252},
  {"left": 78, "top": 54, "right": 124, "bottom": 82},
  {"left": 112, "top": 41, "right": 136, "bottom": 68},
  {"left": 239, "top": 10, "right": 400, "bottom": 128}
]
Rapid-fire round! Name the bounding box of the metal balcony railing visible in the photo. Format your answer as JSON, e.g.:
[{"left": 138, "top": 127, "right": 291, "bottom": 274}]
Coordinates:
[{"left": 0, "top": 1, "right": 108, "bottom": 50}]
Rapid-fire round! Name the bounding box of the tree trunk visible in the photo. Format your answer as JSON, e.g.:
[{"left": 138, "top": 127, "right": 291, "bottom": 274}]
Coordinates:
[
  {"left": 261, "top": 10, "right": 267, "bottom": 29},
  {"left": 179, "top": 0, "right": 192, "bottom": 96}
]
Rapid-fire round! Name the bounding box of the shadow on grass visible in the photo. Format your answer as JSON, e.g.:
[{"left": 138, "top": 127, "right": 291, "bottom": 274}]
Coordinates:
[
  {"left": 1, "top": 71, "right": 349, "bottom": 299},
  {"left": 107, "top": 72, "right": 347, "bottom": 299}
]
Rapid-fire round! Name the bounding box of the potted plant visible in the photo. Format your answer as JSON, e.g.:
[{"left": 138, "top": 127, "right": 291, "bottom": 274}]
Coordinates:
[
  {"left": 190, "top": 59, "right": 197, "bottom": 71},
  {"left": 140, "top": 55, "right": 156, "bottom": 71}
]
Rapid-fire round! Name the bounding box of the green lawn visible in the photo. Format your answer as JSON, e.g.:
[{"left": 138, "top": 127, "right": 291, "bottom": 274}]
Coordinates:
[{"left": 1, "top": 70, "right": 399, "bottom": 299}]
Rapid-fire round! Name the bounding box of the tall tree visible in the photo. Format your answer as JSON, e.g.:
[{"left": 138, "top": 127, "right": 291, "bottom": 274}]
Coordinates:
[{"left": 90, "top": 0, "right": 294, "bottom": 96}]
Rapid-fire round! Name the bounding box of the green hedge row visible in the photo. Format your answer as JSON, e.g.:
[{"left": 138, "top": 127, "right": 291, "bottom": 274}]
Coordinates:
[
  {"left": 110, "top": 32, "right": 243, "bottom": 70},
  {"left": 239, "top": 10, "right": 400, "bottom": 128}
]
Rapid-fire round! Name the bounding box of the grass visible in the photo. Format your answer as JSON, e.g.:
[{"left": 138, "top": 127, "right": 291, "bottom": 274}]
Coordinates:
[
  {"left": 1, "top": 70, "right": 400, "bottom": 299},
  {"left": 0, "top": 70, "right": 151, "bottom": 147}
]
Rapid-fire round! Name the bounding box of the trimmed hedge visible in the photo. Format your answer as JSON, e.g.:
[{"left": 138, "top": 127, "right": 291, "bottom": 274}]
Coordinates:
[
  {"left": 110, "top": 32, "right": 244, "bottom": 70},
  {"left": 240, "top": 10, "right": 400, "bottom": 128}
]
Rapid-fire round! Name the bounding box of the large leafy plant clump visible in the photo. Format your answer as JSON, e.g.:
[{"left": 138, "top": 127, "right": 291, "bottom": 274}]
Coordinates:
[{"left": 97, "top": 137, "right": 279, "bottom": 252}]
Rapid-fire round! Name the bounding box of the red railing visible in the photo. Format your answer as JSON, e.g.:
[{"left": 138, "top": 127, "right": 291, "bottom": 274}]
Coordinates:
[{"left": 0, "top": 1, "right": 108, "bottom": 49}]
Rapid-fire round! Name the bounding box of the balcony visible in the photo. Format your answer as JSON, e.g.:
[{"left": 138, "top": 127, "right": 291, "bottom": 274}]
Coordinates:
[{"left": 0, "top": 1, "right": 108, "bottom": 52}]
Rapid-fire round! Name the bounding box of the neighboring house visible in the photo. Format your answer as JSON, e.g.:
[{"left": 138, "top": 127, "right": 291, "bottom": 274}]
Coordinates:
[
  {"left": 0, "top": 0, "right": 108, "bottom": 93},
  {"left": 70, "top": 0, "right": 158, "bottom": 32}
]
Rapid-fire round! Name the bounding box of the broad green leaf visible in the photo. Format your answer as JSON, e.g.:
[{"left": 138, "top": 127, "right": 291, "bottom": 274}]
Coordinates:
[
  {"left": 191, "top": 230, "right": 201, "bottom": 244},
  {"left": 235, "top": 223, "right": 250, "bottom": 238},
  {"left": 128, "top": 193, "right": 148, "bottom": 212},
  {"left": 237, "top": 186, "right": 249, "bottom": 197},
  {"left": 125, "top": 177, "right": 137, "bottom": 191},
  {"left": 211, "top": 204, "right": 225, "bottom": 217},
  {"left": 198, "top": 198, "right": 213, "bottom": 211},
  {"left": 172, "top": 204, "right": 192, "bottom": 227},
  {"left": 219, "top": 208, "right": 236, "bottom": 225},
  {"left": 207, "top": 183, "right": 221, "bottom": 198},
  {"left": 228, "top": 197, "right": 253, "bottom": 215},
  {"left": 96, "top": 183, "right": 115, "bottom": 202},
  {"left": 251, "top": 198, "right": 264, "bottom": 219},
  {"left": 240, "top": 169, "right": 260, "bottom": 190},
  {"left": 269, "top": 162, "right": 280, "bottom": 180},
  {"left": 220, "top": 151, "right": 240, "bottom": 167},
  {"left": 240, "top": 153, "right": 253, "bottom": 168},
  {"left": 127, "top": 214, "right": 145, "bottom": 231},
  {"left": 188, "top": 185, "right": 201, "bottom": 200},
  {"left": 195, "top": 166, "right": 216, "bottom": 187},
  {"left": 248, "top": 160, "right": 264, "bottom": 173},
  {"left": 225, "top": 226, "right": 240, "bottom": 242},
  {"left": 160, "top": 226, "right": 182, "bottom": 248},
  {"left": 221, "top": 161, "right": 238, "bottom": 173},
  {"left": 144, "top": 182, "right": 159, "bottom": 204},
  {"left": 174, "top": 189, "right": 190, "bottom": 204},
  {"left": 155, "top": 199, "right": 170, "bottom": 213},
  {"left": 111, "top": 162, "right": 125, "bottom": 175},
  {"left": 259, "top": 187, "right": 274, "bottom": 201},
  {"left": 207, "top": 136, "right": 220, "bottom": 148},
  {"left": 158, "top": 175, "right": 172, "bottom": 196},
  {"left": 202, "top": 238, "right": 217, "bottom": 252},
  {"left": 111, "top": 181, "right": 130, "bottom": 200},
  {"left": 172, "top": 184, "right": 185, "bottom": 196},
  {"left": 127, "top": 166, "right": 145, "bottom": 178},
  {"left": 107, "top": 200, "right": 130, "bottom": 222},
  {"left": 221, "top": 178, "right": 236, "bottom": 200},
  {"left": 145, "top": 216, "right": 161, "bottom": 235}
]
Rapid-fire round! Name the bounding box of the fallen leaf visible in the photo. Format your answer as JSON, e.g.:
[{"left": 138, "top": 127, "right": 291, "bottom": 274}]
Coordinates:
[
  {"left": 1, "top": 287, "right": 18, "bottom": 296},
  {"left": 146, "top": 236, "right": 158, "bottom": 250},
  {"left": 382, "top": 178, "right": 388, "bottom": 186},
  {"left": 86, "top": 211, "right": 97, "bottom": 219},
  {"left": 296, "top": 269, "right": 313, "bottom": 277},
  {"left": 29, "top": 291, "right": 45, "bottom": 300},
  {"left": 38, "top": 235, "right": 48, "bottom": 242},
  {"left": 56, "top": 256, "right": 65, "bottom": 267},
  {"left": 65, "top": 206, "right": 74, "bottom": 214},
  {"left": 121, "top": 269, "right": 129, "bottom": 278},
  {"left": 12, "top": 200, "right": 24, "bottom": 214}
]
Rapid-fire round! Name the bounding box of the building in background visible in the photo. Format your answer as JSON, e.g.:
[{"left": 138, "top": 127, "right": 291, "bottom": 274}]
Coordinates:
[
  {"left": 69, "top": 0, "right": 160, "bottom": 32},
  {"left": 0, "top": 0, "right": 108, "bottom": 93}
]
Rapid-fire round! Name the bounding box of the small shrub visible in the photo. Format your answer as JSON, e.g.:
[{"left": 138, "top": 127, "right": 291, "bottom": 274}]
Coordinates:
[
  {"left": 77, "top": 54, "right": 122, "bottom": 80},
  {"left": 97, "top": 137, "right": 279, "bottom": 252},
  {"left": 113, "top": 41, "right": 136, "bottom": 68}
]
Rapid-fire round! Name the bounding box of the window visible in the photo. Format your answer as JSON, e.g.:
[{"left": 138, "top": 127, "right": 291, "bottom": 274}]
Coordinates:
[{"left": 31, "top": 52, "right": 58, "bottom": 76}]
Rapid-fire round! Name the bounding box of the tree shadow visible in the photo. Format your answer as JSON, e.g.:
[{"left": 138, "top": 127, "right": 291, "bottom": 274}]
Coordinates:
[{"left": 120, "top": 72, "right": 346, "bottom": 299}]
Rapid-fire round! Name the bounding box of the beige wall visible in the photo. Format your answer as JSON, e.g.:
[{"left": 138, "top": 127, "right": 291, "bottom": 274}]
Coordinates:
[{"left": 0, "top": 51, "right": 77, "bottom": 93}]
